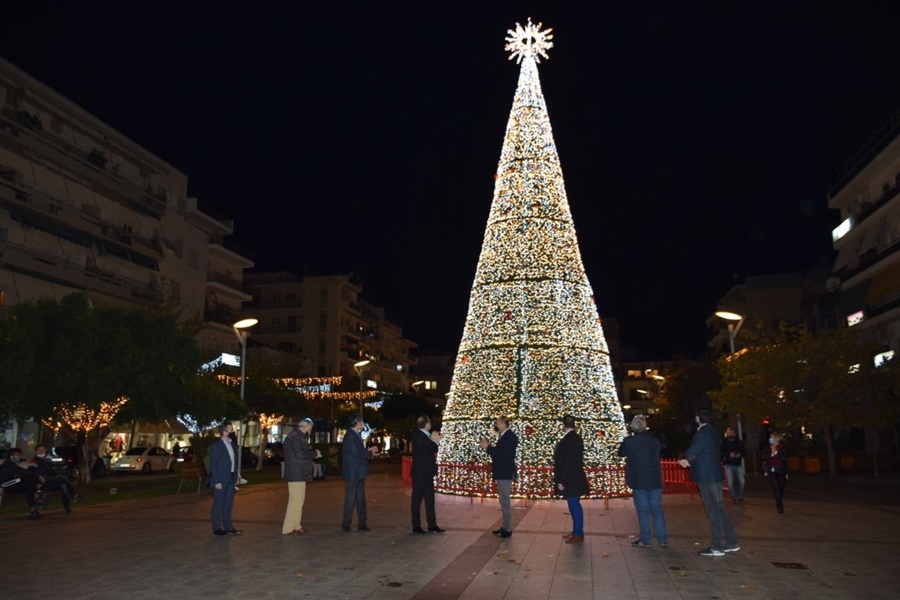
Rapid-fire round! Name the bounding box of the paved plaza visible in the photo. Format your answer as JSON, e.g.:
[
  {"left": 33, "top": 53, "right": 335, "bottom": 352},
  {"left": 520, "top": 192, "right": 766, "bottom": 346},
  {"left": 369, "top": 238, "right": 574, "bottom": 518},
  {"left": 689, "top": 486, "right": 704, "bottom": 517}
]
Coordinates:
[{"left": 2, "top": 465, "right": 898, "bottom": 600}]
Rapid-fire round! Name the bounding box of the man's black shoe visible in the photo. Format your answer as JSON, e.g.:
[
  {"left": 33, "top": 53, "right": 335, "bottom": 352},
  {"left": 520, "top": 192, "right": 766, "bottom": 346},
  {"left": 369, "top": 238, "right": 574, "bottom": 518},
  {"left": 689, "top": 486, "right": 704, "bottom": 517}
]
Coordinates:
[
  {"left": 492, "top": 527, "right": 504, "bottom": 535},
  {"left": 429, "top": 526, "right": 446, "bottom": 533},
  {"left": 358, "top": 526, "right": 371, "bottom": 532},
  {"left": 225, "top": 528, "right": 242, "bottom": 536},
  {"left": 497, "top": 529, "right": 512, "bottom": 538},
  {"left": 28, "top": 511, "right": 41, "bottom": 519},
  {"left": 412, "top": 527, "right": 427, "bottom": 534},
  {"left": 213, "top": 529, "right": 226, "bottom": 536},
  {"left": 342, "top": 525, "right": 351, "bottom": 532}
]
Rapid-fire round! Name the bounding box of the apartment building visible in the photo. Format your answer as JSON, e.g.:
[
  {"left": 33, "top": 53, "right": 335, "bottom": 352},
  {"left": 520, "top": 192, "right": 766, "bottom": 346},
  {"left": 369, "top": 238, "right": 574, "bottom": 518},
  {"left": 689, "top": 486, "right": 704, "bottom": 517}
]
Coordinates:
[
  {"left": 0, "top": 57, "right": 252, "bottom": 358},
  {"left": 242, "top": 272, "right": 417, "bottom": 392},
  {"left": 829, "top": 110, "right": 900, "bottom": 356}
]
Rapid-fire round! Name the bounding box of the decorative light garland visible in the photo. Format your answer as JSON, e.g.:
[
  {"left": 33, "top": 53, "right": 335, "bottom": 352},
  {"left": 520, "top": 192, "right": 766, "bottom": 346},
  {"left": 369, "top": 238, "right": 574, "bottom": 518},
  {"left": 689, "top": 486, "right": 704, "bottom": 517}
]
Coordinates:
[
  {"left": 53, "top": 396, "right": 129, "bottom": 432},
  {"left": 436, "top": 21, "right": 628, "bottom": 499}
]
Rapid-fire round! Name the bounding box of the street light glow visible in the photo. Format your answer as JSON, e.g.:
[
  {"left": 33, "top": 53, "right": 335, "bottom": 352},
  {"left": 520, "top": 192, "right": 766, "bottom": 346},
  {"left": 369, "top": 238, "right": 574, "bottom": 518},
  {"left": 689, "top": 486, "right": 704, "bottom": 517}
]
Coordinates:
[
  {"left": 715, "top": 311, "right": 743, "bottom": 321},
  {"left": 233, "top": 318, "right": 259, "bottom": 329}
]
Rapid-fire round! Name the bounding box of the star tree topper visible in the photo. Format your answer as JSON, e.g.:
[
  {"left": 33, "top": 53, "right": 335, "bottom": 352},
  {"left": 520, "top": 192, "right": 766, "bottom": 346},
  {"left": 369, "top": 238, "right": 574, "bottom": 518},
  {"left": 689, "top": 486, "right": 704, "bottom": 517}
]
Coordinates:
[{"left": 505, "top": 18, "right": 554, "bottom": 64}]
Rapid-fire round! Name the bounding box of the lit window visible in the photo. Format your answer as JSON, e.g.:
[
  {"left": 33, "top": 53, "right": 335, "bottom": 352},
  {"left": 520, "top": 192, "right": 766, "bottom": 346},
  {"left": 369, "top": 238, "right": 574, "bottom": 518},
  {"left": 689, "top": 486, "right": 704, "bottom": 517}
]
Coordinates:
[{"left": 846, "top": 311, "right": 864, "bottom": 327}]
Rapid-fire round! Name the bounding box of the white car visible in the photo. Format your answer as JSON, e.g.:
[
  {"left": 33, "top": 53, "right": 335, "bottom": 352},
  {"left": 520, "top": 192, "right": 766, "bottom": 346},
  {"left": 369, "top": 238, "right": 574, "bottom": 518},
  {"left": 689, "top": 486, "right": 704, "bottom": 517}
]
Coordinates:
[{"left": 111, "top": 446, "right": 174, "bottom": 474}]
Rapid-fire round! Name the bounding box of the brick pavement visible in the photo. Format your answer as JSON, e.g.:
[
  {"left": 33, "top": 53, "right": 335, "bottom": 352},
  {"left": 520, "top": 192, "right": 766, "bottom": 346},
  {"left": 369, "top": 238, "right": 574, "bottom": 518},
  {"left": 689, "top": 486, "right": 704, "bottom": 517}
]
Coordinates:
[{"left": 1, "top": 467, "right": 898, "bottom": 599}]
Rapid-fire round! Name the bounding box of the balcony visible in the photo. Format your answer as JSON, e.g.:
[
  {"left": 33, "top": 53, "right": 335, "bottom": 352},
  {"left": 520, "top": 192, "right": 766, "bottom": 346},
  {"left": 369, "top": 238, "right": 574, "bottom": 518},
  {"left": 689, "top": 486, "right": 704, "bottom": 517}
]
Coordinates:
[
  {"left": 0, "top": 107, "right": 167, "bottom": 218},
  {"left": 207, "top": 270, "right": 252, "bottom": 301}
]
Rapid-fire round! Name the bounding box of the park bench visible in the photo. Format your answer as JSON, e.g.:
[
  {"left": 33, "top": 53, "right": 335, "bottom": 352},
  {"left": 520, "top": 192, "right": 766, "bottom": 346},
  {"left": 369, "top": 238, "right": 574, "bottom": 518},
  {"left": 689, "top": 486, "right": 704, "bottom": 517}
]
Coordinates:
[
  {"left": 1, "top": 478, "right": 61, "bottom": 513},
  {"left": 176, "top": 462, "right": 208, "bottom": 495}
]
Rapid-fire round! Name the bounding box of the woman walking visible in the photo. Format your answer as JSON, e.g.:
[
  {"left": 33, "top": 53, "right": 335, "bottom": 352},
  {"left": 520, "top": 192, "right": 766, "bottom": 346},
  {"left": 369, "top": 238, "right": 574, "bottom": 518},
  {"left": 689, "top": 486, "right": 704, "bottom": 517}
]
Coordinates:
[{"left": 762, "top": 432, "right": 788, "bottom": 513}]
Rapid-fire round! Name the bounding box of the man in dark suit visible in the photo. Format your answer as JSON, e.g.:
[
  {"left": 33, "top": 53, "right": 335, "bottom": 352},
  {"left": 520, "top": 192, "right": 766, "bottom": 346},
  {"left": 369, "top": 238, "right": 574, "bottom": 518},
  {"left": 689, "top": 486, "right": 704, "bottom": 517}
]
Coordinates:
[
  {"left": 554, "top": 414, "right": 590, "bottom": 543},
  {"left": 479, "top": 415, "right": 518, "bottom": 538},
  {"left": 679, "top": 407, "right": 740, "bottom": 557},
  {"left": 341, "top": 413, "right": 378, "bottom": 531},
  {"left": 208, "top": 422, "right": 241, "bottom": 536},
  {"left": 411, "top": 415, "right": 445, "bottom": 534}
]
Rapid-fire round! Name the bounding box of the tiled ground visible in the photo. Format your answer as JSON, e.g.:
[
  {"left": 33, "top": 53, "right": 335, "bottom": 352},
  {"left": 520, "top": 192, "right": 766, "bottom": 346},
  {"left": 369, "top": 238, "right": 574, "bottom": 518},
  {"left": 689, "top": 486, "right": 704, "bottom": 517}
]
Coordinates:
[{"left": 2, "top": 467, "right": 898, "bottom": 599}]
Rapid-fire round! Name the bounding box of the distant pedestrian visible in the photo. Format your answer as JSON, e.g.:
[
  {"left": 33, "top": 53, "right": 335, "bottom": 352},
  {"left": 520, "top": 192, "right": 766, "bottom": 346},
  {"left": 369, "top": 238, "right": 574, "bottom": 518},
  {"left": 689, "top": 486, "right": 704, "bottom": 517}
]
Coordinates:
[
  {"left": 341, "top": 414, "right": 379, "bottom": 531},
  {"left": 411, "top": 415, "right": 445, "bottom": 534},
  {"left": 479, "top": 415, "right": 519, "bottom": 538},
  {"left": 618, "top": 415, "right": 668, "bottom": 547},
  {"left": 721, "top": 426, "right": 745, "bottom": 503},
  {"left": 554, "top": 414, "right": 590, "bottom": 544},
  {"left": 208, "top": 421, "right": 242, "bottom": 536},
  {"left": 762, "top": 432, "right": 788, "bottom": 514},
  {"left": 281, "top": 418, "right": 321, "bottom": 535},
  {"left": 679, "top": 408, "right": 739, "bottom": 557}
]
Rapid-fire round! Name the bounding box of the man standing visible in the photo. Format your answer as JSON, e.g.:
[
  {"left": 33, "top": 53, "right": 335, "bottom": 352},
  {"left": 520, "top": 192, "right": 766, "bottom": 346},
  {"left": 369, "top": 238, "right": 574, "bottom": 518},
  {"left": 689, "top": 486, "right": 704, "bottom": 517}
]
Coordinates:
[
  {"left": 479, "top": 415, "right": 518, "bottom": 538},
  {"left": 342, "top": 413, "right": 378, "bottom": 531},
  {"left": 679, "top": 408, "right": 740, "bottom": 556},
  {"left": 618, "top": 415, "right": 668, "bottom": 547},
  {"left": 282, "top": 418, "right": 321, "bottom": 535},
  {"left": 554, "top": 414, "right": 590, "bottom": 544},
  {"left": 209, "top": 422, "right": 241, "bottom": 536},
  {"left": 721, "top": 427, "right": 745, "bottom": 503},
  {"left": 411, "top": 415, "right": 445, "bottom": 534}
]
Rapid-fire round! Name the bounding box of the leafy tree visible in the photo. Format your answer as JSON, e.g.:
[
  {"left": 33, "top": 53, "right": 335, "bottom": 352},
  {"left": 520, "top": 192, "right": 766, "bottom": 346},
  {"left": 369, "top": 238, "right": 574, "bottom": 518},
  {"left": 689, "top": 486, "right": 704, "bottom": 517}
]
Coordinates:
[
  {"left": 712, "top": 324, "right": 898, "bottom": 475},
  {"left": 653, "top": 356, "right": 720, "bottom": 455},
  {"left": 0, "top": 293, "right": 203, "bottom": 482},
  {"left": 379, "top": 394, "right": 436, "bottom": 451}
]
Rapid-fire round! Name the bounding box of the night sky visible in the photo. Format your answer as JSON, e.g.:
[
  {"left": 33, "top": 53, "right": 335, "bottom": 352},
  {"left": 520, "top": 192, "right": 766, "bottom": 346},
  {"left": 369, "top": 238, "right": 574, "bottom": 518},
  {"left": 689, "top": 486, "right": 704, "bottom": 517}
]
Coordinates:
[{"left": 3, "top": 2, "right": 900, "bottom": 359}]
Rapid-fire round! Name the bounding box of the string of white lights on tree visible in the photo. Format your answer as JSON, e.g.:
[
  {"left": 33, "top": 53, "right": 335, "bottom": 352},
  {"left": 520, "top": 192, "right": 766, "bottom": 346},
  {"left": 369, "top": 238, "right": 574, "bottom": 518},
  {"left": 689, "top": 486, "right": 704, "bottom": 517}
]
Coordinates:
[{"left": 436, "top": 19, "right": 628, "bottom": 498}]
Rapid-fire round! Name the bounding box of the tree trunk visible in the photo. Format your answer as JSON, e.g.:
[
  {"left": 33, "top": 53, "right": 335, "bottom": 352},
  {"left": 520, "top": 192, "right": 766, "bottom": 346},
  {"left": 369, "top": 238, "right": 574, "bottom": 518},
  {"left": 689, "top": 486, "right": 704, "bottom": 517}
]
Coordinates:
[
  {"left": 78, "top": 436, "right": 92, "bottom": 485},
  {"left": 824, "top": 424, "right": 837, "bottom": 477},
  {"left": 256, "top": 427, "right": 267, "bottom": 472}
]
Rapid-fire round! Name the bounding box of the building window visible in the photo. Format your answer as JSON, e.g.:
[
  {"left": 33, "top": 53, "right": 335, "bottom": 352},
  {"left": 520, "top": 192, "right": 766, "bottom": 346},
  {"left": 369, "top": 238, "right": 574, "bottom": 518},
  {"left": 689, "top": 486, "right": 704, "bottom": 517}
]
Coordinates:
[
  {"left": 187, "top": 247, "right": 199, "bottom": 268},
  {"left": 424, "top": 380, "right": 438, "bottom": 390}
]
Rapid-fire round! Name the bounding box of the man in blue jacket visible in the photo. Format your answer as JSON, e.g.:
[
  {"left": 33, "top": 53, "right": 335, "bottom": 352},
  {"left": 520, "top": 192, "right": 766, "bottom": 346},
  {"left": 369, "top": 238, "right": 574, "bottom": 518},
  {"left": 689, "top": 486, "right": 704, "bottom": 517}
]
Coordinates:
[
  {"left": 209, "top": 422, "right": 241, "bottom": 536},
  {"left": 342, "top": 414, "right": 378, "bottom": 531},
  {"left": 479, "top": 415, "right": 518, "bottom": 538},
  {"left": 679, "top": 408, "right": 739, "bottom": 556}
]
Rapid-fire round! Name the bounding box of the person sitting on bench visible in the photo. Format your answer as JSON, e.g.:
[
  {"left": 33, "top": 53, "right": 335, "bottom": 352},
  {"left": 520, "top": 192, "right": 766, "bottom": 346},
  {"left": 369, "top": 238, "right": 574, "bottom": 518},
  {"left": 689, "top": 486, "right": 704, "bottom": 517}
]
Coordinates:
[
  {"left": 0, "top": 448, "right": 45, "bottom": 518},
  {"left": 30, "top": 445, "right": 84, "bottom": 513}
]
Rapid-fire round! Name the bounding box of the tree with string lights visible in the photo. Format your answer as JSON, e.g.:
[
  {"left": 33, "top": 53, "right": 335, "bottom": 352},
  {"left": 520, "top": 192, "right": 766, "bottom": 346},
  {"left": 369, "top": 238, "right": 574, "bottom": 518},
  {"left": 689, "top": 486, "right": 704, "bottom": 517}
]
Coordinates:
[{"left": 436, "top": 20, "right": 628, "bottom": 498}]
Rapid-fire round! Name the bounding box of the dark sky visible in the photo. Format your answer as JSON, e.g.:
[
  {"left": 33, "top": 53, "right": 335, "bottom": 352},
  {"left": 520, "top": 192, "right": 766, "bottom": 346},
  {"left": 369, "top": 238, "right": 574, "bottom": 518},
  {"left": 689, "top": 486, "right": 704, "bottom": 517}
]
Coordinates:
[{"left": 4, "top": 2, "right": 900, "bottom": 359}]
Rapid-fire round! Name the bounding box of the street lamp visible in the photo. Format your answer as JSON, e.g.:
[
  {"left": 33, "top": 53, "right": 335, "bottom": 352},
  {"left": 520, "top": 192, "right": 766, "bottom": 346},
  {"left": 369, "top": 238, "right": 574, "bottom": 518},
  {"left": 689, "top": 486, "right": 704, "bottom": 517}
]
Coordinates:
[
  {"left": 233, "top": 317, "right": 258, "bottom": 482},
  {"left": 353, "top": 359, "right": 371, "bottom": 416},
  {"left": 715, "top": 311, "right": 745, "bottom": 354},
  {"left": 714, "top": 310, "right": 745, "bottom": 468},
  {"left": 411, "top": 380, "right": 425, "bottom": 394}
]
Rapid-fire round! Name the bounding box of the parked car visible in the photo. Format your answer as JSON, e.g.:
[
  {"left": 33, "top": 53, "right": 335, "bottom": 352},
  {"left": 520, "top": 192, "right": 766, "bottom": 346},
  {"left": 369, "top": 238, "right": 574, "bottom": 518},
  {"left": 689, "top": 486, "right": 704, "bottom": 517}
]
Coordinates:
[
  {"left": 264, "top": 442, "right": 283, "bottom": 465},
  {"left": 174, "top": 446, "right": 194, "bottom": 463},
  {"left": 111, "top": 446, "right": 174, "bottom": 474},
  {"left": 53, "top": 446, "right": 108, "bottom": 479},
  {"left": 241, "top": 447, "right": 258, "bottom": 468}
]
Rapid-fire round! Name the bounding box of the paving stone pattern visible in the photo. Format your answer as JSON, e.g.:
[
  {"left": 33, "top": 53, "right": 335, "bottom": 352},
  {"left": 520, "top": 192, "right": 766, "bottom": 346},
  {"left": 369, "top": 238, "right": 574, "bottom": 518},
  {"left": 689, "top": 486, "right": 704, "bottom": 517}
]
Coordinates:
[{"left": 2, "top": 468, "right": 898, "bottom": 599}]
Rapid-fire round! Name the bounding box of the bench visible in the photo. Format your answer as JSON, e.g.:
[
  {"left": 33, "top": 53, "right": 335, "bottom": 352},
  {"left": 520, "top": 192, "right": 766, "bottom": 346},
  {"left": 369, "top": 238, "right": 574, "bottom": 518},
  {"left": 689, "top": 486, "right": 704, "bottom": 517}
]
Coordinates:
[
  {"left": 1, "top": 478, "right": 61, "bottom": 513},
  {"left": 176, "top": 462, "right": 208, "bottom": 495}
]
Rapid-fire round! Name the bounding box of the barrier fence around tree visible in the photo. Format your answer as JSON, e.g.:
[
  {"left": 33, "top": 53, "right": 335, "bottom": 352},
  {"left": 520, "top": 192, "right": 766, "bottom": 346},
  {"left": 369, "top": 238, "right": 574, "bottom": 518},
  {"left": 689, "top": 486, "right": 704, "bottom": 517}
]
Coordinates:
[{"left": 402, "top": 458, "right": 699, "bottom": 506}]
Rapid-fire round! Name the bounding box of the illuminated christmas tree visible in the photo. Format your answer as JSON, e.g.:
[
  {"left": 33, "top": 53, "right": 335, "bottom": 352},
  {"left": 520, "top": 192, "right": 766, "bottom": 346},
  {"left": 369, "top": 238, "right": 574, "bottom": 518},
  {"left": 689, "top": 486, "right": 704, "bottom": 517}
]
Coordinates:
[{"left": 436, "top": 20, "right": 628, "bottom": 498}]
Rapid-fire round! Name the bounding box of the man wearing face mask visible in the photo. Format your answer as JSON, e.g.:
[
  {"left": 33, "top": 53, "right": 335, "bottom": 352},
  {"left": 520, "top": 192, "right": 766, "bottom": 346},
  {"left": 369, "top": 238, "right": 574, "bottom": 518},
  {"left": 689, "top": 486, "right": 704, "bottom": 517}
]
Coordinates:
[
  {"left": 209, "top": 421, "right": 242, "bottom": 536},
  {"left": 0, "top": 447, "right": 43, "bottom": 518},
  {"left": 479, "top": 415, "right": 518, "bottom": 538},
  {"left": 30, "top": 444, "right": 83, "bottom": 513}
]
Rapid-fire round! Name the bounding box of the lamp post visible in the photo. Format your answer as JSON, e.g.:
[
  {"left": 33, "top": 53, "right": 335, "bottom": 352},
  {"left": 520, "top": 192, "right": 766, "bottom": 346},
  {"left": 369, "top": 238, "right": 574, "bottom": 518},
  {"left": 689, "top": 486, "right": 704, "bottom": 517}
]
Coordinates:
[
  {"left": 233, "top": 318, "right": 258, "bottom": 482},
  {"left": 715, "top": 310, "right": 745, "bottom": 469},
  {"left": 353, "top": 359, "right": 371, "bottom": 416}
]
